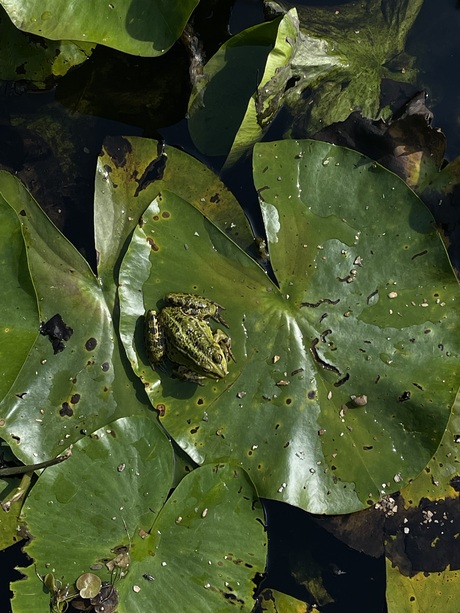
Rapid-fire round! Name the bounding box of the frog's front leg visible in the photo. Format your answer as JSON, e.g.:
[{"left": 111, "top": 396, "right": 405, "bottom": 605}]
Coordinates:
[
  {"left": 214, "top": 329, "right": 235, "bottom": 363},
  {"left": 145, "top": 310, "right": 166, "bottom": 367},
  {"left": 172, "top": 365, "right": 205, "bottom": 385},
  {"left": 165, "top": 292, "right": 228, "bottom": 327}
]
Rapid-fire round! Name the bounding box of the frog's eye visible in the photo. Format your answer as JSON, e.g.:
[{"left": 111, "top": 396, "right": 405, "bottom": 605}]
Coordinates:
[{"left": 212, "top": 351, "right": 223, "bottom": 364}]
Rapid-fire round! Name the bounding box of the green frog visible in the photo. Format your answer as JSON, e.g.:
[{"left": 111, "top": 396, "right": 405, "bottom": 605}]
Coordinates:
[{"left": 145, "top": 292, "right": 234, "bottom": 382}]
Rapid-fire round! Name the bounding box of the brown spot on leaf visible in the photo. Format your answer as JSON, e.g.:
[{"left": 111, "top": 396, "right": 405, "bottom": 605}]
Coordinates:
[
  {"left": 146, "top": 237, "right": 159, "bottom": 251},
  {"left": 59, "top": 402, "right": 73, "bottom": 417},
  {"left": 85, "top": 338, "right": 97, "bottom": 351}
]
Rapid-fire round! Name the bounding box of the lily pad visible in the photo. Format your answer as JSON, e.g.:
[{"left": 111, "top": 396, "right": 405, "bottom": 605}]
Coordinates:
[
  {"left": 0, "top": 169, "right": 146, "bottom": 465},
  {"left": 256, "top": 588, "right": 311, "bottom": 612},
  {"left": 0, "top": 0, "right": 199, "bottom": 56},
  {"left": 0, "top": 134, "right": 255, "bottom": 466},
  {"left": 400, "top": 389, "right": 460, "bottom": 503},
  {"left": 380, "top": 390, "right": 460, "bottom": 594},
  {"left": 95, "top": 135, "right": 256, "bottom": 289},
  {"left": 0, "top": 191, "right": 37, "bottom": 401},
  {"left": 0, "top": 476, "right": 24, "bottom": 550},
  {"left": 119, "top": 139, "right": 460, "bottom": 514},
  {"left": 12, "top": 416, "right": 265, "bottom": 613},
  {"left": 385, "top": 559, "right": 460, "bottom": 613}
]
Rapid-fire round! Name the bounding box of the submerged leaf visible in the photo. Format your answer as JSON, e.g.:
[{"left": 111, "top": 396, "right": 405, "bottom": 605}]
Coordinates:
[
  {"left": 188, "top": 0, "right": 423, "bottom": 164},
  {"left": 267, "top": 0, "right": 423, "bottom": 135},
  {"left": 0, "top": 6, "right": 93, "bottom": 86}
]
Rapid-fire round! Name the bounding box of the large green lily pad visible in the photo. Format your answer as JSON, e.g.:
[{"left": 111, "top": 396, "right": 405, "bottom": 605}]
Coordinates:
[{"left": 119, "top": 139, "right": 460, "bottom": 514}]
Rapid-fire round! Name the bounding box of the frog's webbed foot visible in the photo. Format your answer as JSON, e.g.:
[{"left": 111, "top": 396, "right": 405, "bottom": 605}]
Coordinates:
[
  {"left": 214, "top": 329, "right": 235, "bottom": 363},
  {"left": 172, "top": 365, "right": 205, "bottom": 385}
]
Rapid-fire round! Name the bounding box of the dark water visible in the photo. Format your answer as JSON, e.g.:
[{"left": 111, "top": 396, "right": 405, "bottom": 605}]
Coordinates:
[
  {"left": 405, "top": 1, "right": 460, "bottom": 159},
  {"left": 0, "top": 1, "right": 459, "bottom": 611}
]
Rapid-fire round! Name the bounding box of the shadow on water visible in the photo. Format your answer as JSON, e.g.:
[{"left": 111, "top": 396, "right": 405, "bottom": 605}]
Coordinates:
[{"left": 262, "top": 499, "right": 387, "bottom": 612}]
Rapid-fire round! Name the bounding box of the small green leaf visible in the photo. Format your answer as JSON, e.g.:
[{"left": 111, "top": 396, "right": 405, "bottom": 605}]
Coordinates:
[
  {"left": 256, "top": 588, "right": 312, "bottom": 612},
  {"left": 76, "top": 573, "right": 102, "bottom": 599},
  {"left": 0, "top": 476, "right": 24, "bottom": 550}
]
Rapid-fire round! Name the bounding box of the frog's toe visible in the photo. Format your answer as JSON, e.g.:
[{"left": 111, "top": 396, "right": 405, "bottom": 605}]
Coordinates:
[{"left": 214, "top": 310, "right": 228, "bottom": 328}]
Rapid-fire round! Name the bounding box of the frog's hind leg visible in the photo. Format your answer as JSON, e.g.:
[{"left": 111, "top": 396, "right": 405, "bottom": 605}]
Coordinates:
[
  {"left": 145, "top": 310, "right": 166, "bottom": 367},
  {"left": 165, "top": 292, "right": 229, "bottom": 328}
]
